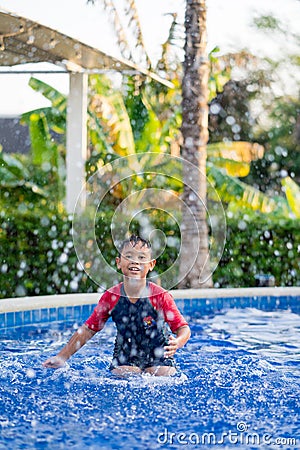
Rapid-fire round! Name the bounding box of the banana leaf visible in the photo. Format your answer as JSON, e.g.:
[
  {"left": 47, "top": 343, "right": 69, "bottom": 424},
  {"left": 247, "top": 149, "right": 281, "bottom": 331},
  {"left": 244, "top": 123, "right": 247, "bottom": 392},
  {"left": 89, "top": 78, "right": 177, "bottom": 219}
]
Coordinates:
[
  {"left": 135, "top": 110, "right": 161, "bottom": 153},
  {"left": 28, "top": 77, "right": 67, "bottom": 112},
  {"left": 207, "top": 141, "right": 264, "bottom": 163},
  {"left": 0, "top": 152, "right": 30, "bottom": 179},
  {"left": 26, "top": 113, "right": 58, "bottom": 168},
  {"left": 89, "top": 93, "right": 135, "bottom": 156},
  {"left": 209, "top": 156, "right": 250, "bottom": 177},
  {"left": 281, "top": 177, "right": 300, "bottom": 218},
  {"left": 207, "top": 163, "right": 289, "bottom": 215},
  {"left": 0, "top": 152, "right": 47, "bottom": 196},
  {"left": 21, "top": 107, "right": 65, "bottom": 135},
  {"left": 20, "top": 78, "right": 67, "bottom": 137}
]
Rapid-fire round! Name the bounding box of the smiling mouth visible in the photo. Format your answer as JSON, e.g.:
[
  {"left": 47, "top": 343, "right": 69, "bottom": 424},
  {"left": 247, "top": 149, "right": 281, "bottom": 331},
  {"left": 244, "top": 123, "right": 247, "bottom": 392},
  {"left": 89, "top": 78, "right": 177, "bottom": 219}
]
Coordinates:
[{"left": 129, "top": 267, "right": 141, "bottom": 272}]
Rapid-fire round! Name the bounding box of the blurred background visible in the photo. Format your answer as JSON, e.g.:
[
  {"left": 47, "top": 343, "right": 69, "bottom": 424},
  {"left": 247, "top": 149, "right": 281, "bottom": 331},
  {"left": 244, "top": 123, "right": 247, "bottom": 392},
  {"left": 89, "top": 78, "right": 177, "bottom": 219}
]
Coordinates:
[{"left": 0, "top": 0, "right": 299, "bottom": 296}]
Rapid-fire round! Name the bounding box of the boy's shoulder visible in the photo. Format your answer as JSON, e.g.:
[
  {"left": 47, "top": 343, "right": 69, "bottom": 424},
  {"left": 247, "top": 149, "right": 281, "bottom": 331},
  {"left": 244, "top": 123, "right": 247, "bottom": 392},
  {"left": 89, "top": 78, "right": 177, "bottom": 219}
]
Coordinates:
[
  {"left": 97, "top": 283, "right": 122, "bottom": 303},
  {"left": 104, "top": 282, "right": 123, "bottom": 297},
  {"left": 147, "top": 281, "right": 171, "bottom": 298}
]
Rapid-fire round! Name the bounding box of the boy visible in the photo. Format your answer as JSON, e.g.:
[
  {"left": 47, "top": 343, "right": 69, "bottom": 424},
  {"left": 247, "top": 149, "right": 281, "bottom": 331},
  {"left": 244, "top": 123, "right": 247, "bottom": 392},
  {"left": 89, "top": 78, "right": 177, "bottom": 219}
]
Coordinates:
[{"left": 43, "top": 234, "right": 191, "bottom": 376}]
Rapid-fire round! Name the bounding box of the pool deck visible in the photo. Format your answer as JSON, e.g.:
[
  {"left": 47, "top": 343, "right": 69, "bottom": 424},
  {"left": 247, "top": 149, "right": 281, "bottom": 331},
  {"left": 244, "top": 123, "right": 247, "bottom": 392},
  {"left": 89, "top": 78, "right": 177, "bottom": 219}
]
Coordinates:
[{"left": 0, "top": 287, "right": 299, "bottom": 313}]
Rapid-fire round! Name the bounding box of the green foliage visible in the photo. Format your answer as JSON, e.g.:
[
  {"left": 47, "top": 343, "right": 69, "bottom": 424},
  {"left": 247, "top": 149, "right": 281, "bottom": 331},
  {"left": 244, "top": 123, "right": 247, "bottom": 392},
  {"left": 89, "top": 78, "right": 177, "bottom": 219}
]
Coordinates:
[
  {"left": 0, "top": 211, "right": 95, "bottom": 299},
  {"left": 0, "top": 150, "right": 67, "bottom": 215},
  {"left": 21, "top": 67, "right": 297, "bottom": 217},
  {"left": 215, "top": 212, "right": 300, "bottom": 287},
  {"left": 281, "top": 176, "right": 300, "bottom": 218},
  {"left": 21, "top": 77, "right": 67, "bottom": 134},
  {"left": 248, "top": 96, "right": 300, "bottom": 193},
  {"left": 21, "top": 75, "right": 284, "bottom": 215},
  {"left": 0, "top": 151, "right": 50, "bottom": 213},
  {"left": 253, "top": 15, "right": 281, "bottom": 31},
  {"left": 18, "top": 78, "right": 67, "bottom": 206},
  {"left": 207, "top": 163, "right": 290, "bottom": 215},
  {"left": 208, "top": 46, "right": 231, "bottom": 101},
  {"left": 89, "top": 74, "right": 136, "bottom": 156},
  {"left": 123, "top": 76, "right": 149, "bottom": 143},
  {"left": 1, "top": 208, "right": 299, "bottom": 298}
]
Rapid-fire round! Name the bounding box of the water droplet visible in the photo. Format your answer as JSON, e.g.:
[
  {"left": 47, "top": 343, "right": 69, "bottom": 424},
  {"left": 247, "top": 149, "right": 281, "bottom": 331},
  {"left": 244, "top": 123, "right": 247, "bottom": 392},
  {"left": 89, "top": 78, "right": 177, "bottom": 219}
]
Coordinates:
[{"left": 26, "top": 369, "right": 36, "bottom": 379}]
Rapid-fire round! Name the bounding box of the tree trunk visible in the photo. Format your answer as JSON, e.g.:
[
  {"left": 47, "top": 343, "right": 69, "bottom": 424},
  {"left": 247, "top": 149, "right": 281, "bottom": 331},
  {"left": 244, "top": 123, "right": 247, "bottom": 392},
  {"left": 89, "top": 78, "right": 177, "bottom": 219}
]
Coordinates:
[{"left": 178, "top": 0, "right": 213, "bottom": 288}]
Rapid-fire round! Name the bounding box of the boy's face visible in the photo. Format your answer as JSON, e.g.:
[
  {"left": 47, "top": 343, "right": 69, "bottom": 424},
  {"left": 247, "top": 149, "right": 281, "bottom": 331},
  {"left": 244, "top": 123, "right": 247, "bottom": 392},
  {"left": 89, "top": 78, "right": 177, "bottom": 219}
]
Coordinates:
[{"left": 116, "top": 241, "right": 156, "bottom": 279}]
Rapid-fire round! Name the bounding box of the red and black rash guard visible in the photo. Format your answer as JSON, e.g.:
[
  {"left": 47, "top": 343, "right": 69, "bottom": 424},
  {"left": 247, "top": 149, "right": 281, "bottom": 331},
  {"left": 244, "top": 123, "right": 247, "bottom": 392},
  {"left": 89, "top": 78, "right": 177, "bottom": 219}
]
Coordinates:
[{"left": 85, "top": 282, "right": 188, "bottom": 369}]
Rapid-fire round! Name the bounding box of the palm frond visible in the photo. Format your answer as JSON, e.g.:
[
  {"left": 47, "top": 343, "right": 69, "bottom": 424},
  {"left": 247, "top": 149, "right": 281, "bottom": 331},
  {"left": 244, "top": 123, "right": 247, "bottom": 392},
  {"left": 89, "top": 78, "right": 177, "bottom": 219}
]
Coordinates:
[
  {"left": 100, "top": 0, "right": 133, "bottom": 60},
  {"left": 123, "top": 0, "right": 152, "bottom": 67},
  {"left": 157, "top": 13, "right": 182, "bottom": 74}
]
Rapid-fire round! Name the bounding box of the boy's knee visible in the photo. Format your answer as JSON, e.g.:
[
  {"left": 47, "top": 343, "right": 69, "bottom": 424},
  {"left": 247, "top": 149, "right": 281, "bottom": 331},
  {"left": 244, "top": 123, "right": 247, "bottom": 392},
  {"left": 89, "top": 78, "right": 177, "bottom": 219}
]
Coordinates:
[{"left": 144, "top": 366, "right": 177, "bottom": 377}]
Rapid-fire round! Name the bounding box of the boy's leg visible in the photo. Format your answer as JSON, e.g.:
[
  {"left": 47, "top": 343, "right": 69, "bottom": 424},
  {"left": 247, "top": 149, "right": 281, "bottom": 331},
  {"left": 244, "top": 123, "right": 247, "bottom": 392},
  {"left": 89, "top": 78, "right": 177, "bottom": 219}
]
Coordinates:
[
  {"left": 144, "top": 366, "right": 176, "bottom": 376},
  {"left": 111, "top": 365, "right": 142, "bottom": 376}
]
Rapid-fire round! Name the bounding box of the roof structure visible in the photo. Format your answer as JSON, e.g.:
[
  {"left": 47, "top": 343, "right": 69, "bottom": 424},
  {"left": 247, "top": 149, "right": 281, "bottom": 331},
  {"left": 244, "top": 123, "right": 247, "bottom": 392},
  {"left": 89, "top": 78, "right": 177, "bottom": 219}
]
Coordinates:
[{"left": 0, "top": 8, "right": 172, "bottom": 86}]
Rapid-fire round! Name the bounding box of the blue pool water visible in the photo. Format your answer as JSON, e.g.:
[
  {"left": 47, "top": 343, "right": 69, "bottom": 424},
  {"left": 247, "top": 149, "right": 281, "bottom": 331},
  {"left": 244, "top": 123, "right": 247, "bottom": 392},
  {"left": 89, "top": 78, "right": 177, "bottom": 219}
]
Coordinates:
[{"left": 0, "top": 301, "right": 299, "bottom": 449}]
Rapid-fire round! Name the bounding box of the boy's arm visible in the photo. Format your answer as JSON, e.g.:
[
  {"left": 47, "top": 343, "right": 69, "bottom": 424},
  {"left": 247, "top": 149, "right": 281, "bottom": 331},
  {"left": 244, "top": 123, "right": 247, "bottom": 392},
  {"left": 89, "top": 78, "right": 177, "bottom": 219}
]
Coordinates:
[
  {"left": 164, "top": 325, "right": 191, "bottom": 358},
  {"left": 42, "top": 325, "right": 96, "bottom": 368}
]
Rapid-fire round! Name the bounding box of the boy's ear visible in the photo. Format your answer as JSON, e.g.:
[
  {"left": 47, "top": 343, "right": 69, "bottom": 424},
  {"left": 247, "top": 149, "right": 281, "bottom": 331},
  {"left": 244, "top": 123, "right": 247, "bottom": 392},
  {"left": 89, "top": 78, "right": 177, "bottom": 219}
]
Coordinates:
[
  {"left": 149, "top": 259, "right": 156, "bottom": 271},
  {"left": 116, "top": 256, "right": 121, "bottom": 269}
]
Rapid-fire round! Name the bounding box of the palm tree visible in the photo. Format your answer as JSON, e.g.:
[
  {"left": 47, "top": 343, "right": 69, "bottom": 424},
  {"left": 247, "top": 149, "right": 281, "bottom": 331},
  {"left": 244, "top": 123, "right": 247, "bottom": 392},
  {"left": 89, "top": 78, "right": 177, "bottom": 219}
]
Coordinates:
[{"left": 178, "top": 0, "right": 212, "bottom": 288}]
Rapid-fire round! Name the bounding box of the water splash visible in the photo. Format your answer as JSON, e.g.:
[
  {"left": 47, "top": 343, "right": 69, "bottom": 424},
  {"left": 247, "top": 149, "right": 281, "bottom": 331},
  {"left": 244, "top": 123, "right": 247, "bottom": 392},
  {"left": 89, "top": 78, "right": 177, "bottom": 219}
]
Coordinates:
[{"left": 0, "top": 310, "right": 299, "bottom": 449}]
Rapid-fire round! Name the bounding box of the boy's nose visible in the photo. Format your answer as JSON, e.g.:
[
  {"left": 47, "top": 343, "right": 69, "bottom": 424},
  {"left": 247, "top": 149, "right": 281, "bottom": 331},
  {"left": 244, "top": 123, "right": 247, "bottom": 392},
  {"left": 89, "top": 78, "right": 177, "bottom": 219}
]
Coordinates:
[{"left": 129, "top": 257, "right": 139, "bottom": 264}]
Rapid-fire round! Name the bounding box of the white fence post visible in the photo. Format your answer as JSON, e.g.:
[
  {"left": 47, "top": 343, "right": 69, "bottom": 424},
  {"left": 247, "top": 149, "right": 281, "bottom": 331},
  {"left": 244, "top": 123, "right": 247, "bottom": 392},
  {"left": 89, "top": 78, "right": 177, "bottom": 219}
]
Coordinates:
[{"left": 66, "top": 72, "right": 88, "bottom": 213}]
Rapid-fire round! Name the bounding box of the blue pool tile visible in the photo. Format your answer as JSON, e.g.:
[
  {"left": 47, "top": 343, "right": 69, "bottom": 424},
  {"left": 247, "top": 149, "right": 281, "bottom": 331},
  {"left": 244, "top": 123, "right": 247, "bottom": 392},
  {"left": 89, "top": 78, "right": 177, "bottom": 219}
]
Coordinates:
[
  {"left": 72, "top": 306, "right": 82, "bottom": 321},
  {"left": 15, "top": 311, "right": 23, "bottom": 327},
  {"left": 57, "top": 307, "right": 65, "bottom": 321},
  {"left": 82, "top": 304, "right": 93, "bottom": 319},
  {"left": 0, "top": 313, "right": 6, "bottom": 328},
  {"left": 41, "top": 308, "right": 50, "bottom": 323},
  {"left": 0, "top": 293, "right": 299, "bottom": 330},
  {"left": 49, "top": 308, "right": 57, "bottom": 322},
  {"left": 6, "top": 312, "right": 15, "bottom": 328},
  {"left": 31, "top": 309, "right": 41, "bottom": 324},
  {"left": 65, "top": 307, "right": 74, "bottom": 321},
  {"left": 23, "top": 310, "right": 32, "bottom": 325}
]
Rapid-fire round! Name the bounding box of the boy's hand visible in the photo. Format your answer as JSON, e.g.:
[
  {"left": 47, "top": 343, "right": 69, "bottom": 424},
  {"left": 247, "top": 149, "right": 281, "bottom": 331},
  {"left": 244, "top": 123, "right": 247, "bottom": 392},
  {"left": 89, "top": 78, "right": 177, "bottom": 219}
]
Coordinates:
[
  {"left": 164, "top": 335, "right": 179, "bottom": 358},
  {"left": 42, "top": 356, "right": 66, "bottom": 369}
]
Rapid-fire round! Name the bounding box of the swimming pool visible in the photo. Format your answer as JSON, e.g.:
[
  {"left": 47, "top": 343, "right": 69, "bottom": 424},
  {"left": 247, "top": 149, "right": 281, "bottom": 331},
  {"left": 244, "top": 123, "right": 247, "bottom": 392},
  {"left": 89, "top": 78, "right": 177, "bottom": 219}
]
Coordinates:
[{"left": 0, "top": 288, "right": 299, "bottom": 449}]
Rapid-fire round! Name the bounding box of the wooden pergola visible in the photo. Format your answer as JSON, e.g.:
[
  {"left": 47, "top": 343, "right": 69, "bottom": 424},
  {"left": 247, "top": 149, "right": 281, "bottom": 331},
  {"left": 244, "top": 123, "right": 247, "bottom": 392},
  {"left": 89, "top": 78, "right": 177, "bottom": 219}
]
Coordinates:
[{"left": 0, "top": 8, "right": 172, "bottom": 212}]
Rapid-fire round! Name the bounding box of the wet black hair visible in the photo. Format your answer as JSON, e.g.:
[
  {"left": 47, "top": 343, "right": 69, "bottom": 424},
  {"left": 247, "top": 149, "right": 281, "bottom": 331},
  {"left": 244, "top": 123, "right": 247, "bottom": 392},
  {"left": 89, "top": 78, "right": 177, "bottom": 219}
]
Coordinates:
[{"left": 118, "top": 234, "right": 151, "bottom": 256}]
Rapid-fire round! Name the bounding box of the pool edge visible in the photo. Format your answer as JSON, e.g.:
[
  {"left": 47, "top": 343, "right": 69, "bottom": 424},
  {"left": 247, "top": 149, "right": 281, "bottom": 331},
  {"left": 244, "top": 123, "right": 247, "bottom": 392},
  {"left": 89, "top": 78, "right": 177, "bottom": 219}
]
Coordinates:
[{"left": 1, "top": 287, "right": 299, "bottom": 313}]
